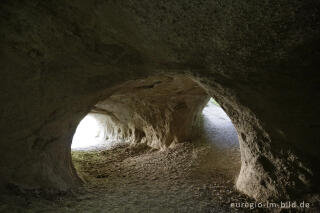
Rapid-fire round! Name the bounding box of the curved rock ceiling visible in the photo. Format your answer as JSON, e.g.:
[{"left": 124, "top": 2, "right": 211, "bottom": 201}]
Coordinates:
[{"left": 0, "top": 0, "right": 319, "bottom": 203}]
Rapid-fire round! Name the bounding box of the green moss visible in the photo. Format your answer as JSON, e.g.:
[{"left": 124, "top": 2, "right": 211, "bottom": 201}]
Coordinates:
[{"left": 210, "top": 98, "right": 220, "bottom": 107}]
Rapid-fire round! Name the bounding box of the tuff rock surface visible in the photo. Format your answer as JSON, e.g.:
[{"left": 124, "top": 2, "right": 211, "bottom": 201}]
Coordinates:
[{"left": 0, "top": 0, "right": 319, "bottom": 202}]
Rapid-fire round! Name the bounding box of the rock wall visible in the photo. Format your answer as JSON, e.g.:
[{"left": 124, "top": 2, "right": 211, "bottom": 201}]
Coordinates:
[
  {"left": 93, "top": 76, "right": 209, "bottom": 149},
  {"left": 0, "top": 0, "right": 319, "bottom": 201}
]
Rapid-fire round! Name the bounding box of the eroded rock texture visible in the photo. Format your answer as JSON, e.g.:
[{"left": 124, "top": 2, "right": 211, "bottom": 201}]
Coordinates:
[
  {"left": 0, "top": 0, "right": 319, "bottom": 202},
  {"left": 93, "top": 76, "right": 208, "bottom": 149}
]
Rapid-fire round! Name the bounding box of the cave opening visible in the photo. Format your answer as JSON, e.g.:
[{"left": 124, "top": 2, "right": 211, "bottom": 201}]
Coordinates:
[
  {"left": 71, "top": 113, "right": 107, "bottom": 150},
  {"left": 71, "top": 113, "right": 127, "bottom": 150},
  {"left": 201, "top": 98, "right": 239, "bottom": 149},
  {"left": 69, "top": 77, "right": 245, "bottom": 211}
]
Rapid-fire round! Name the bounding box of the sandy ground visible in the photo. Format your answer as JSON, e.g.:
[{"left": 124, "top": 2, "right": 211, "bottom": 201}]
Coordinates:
[
  {"left": 1, "top": 142, "right": 258, "bottom": 213},
  {"left": 69, "top": 142, "right": 256, "bottom": 213}
]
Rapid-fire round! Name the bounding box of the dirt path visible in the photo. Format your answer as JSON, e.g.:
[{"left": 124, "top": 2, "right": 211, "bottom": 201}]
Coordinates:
[
  {"left": 71, "top": 143, "right": 246, "bottom": 212},
  {"left": 0, "top": 142, "right": 262, "bottom": 213}
]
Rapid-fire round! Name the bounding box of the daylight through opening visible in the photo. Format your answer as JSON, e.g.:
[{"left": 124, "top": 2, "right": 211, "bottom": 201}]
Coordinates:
[
  {"left": 201, "top": 98, "right": 239, "bottom": 149},
  {"left": 69, "top": 76, "right": 243, "bottom": 211}
]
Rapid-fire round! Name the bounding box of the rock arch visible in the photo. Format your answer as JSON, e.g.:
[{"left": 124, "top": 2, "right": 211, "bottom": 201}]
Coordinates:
[{"left": 0, "top": 0, "right": 319, "bottom": 202}]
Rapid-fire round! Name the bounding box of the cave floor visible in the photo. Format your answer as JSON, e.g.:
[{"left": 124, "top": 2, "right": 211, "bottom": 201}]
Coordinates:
[{"left": 2, "top": 142, "right": 264, "bottom": 213}]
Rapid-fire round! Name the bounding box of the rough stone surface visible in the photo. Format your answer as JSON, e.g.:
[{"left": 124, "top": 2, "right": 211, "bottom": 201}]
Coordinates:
[
  {"left": 93, "top": 75, "right": 208, "bottom": 150},
  {"left": 0, "top": 0, "right": 319, "bottom": 203}
]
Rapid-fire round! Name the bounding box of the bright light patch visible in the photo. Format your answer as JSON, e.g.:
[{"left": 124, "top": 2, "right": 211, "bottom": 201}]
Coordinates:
[
  {"left": 71, "top": 114, "right": 104, "bottom": 149},
  {"left": 201, "top": 98, "right": 239, "bottom": 148}
]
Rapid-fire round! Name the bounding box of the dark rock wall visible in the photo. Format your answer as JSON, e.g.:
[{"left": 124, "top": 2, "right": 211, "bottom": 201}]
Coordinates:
[{"left": 0, "top": 0, "right": 319, "bottom": 201}]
